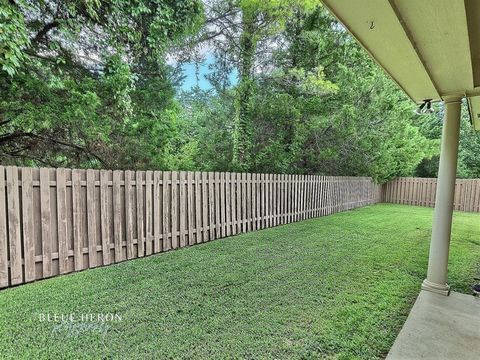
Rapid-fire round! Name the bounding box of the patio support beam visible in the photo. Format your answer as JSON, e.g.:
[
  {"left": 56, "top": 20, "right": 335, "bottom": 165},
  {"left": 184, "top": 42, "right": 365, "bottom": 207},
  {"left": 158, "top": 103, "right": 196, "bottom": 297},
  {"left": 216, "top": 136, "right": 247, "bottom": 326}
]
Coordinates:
[{"left": 421, "top": 96, "right": 462, "bottom": 296}]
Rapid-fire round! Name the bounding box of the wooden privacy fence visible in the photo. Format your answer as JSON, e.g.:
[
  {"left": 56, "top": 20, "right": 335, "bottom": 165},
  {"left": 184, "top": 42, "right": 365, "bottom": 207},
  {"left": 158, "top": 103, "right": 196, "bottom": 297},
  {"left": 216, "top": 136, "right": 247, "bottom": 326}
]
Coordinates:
[
  {"left": 383, "top": 177, "right": 480, "bottom": 212},
  {"left": 0, "top": 166, "right": 381, "bottom": 288}
]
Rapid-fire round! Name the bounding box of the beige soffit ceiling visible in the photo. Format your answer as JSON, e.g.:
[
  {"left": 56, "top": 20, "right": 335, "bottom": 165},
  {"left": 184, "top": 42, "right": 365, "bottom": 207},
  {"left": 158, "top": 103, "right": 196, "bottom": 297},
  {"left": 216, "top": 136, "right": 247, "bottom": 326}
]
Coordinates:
[{"left": 322, "top": 0, "right": 480, "bottom": 130}]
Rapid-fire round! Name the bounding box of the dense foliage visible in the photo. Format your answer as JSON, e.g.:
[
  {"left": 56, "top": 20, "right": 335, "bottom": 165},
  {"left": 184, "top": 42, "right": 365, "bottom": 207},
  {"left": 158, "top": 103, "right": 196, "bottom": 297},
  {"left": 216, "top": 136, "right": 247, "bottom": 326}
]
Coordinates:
[
  {"left": 1, "top": 1, "right": 479, "bottom": 181},
  {"left": 1, "top": 0, "right": 203, "bottom": 168},
  {"left": 416, "top": 106, "right": 480, "bottom": 179}
]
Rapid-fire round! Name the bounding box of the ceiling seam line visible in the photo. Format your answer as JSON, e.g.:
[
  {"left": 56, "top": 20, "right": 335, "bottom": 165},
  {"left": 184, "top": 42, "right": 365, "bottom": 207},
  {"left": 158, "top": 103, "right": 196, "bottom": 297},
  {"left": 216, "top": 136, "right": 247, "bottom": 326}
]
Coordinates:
[
  {"left": 387, "top": 0, "right": 442, "bottom": 101},
  {"left": 464, "top": 0, "right": 479, "bottom": 89},
  {"left": 321, "top": 1, "right": 418, "bottom": 103}
]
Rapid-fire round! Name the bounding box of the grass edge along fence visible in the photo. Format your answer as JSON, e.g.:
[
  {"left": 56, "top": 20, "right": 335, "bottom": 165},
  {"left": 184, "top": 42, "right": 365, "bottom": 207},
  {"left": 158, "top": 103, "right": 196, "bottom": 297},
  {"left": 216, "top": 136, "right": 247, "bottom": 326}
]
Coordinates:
[
  {"left": 383, "top": 177, "right": 480, "bottom": 212},
  {"left": 0, "top": 166, "right": 381, "bottom": 288}
]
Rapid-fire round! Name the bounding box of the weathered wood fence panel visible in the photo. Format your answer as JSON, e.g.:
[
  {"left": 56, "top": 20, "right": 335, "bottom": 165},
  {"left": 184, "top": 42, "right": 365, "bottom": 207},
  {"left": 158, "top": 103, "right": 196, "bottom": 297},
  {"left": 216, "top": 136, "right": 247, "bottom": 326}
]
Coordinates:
[
  {"left": 0, "top": 165, "right": 381, "bottom": 288},
  {"left": 383, "top": 177, "right": 480, "bottom": 212}
]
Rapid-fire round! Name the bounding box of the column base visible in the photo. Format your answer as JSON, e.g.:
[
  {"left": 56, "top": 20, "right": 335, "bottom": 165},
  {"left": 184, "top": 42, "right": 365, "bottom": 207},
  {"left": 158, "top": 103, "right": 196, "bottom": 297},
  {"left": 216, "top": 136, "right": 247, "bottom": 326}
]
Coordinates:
[{"left": 421, "top": 279, "right": 450, "bottom": 296}]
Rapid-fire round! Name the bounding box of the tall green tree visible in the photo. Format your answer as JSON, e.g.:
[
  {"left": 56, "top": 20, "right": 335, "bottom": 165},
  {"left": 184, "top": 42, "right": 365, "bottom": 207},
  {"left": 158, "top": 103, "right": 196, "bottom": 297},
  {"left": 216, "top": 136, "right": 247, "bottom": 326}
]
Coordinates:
[
  {"left": 233, "top": 0, "right": 319, "bottom": 170},
  {"left": 185, "top": 0, "right": 318, "bottom": 170},
  {"left": 242, "top": 7, "right": 437, "bottom": 181},
  {"left": 0, "top": 0, "right": 203, "bottom": 168}
]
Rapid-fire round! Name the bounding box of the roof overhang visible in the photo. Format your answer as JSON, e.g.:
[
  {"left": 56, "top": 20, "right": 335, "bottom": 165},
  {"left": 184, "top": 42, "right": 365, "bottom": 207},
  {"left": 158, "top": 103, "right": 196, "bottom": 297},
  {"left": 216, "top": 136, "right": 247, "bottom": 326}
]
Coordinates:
[{"left": 322, "top": 0, "right": 480, "bottom": 130}]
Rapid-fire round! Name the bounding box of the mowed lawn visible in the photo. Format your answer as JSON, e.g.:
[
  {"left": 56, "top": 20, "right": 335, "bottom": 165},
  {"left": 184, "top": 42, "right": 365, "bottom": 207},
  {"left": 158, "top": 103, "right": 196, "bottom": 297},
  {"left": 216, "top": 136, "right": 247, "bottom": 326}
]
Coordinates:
[{"left": 0, "top": 204, "right": 478, "bottom": 359}]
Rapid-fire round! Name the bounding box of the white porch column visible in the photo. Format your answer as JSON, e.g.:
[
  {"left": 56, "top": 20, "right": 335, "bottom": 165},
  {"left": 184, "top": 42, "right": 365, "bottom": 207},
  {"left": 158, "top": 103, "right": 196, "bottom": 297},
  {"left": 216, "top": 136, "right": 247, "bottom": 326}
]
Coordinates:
[{"left": 421, "top": 96, "right": 462, "bottom": 296}]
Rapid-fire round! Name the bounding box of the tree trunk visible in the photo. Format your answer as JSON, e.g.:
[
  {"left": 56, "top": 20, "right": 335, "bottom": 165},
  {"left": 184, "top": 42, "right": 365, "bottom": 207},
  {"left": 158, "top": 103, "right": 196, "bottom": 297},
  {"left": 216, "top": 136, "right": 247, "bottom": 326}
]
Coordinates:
[{"left": 233, "top": 13, "right": 256, "bottom": 171}]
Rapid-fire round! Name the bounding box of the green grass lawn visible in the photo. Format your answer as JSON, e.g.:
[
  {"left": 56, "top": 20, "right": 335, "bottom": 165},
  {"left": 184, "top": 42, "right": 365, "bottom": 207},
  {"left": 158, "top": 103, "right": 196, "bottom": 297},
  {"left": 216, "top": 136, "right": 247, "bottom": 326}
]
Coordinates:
[{"left": 0, "top": 204, "right": 478, "bottom": 359}]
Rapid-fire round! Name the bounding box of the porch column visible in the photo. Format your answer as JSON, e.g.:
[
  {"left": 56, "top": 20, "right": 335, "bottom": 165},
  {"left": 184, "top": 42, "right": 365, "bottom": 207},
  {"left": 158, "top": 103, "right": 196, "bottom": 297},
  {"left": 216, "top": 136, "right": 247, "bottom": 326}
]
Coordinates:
[{"left": 421, "top": 96, "right": 462, "bottom": 296}]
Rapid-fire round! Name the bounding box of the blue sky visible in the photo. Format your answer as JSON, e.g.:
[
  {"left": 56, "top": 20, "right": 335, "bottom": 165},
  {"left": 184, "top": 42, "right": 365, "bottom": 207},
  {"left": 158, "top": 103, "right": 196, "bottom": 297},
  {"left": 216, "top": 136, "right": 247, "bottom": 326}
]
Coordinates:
[{"left": 180, "top": 54, "right": 238, "bottom": 91}]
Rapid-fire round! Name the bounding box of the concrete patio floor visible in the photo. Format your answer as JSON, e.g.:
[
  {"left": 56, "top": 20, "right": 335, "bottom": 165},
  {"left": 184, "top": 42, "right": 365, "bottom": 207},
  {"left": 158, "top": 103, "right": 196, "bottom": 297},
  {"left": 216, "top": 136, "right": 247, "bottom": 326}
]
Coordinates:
[{"left": 387, "top": 290, "right": 480, "bottom": 359}]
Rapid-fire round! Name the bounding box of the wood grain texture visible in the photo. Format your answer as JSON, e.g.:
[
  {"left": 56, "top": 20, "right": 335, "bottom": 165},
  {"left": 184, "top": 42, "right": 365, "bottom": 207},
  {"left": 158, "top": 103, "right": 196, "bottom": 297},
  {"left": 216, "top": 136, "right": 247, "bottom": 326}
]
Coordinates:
[
  {"left": 171, "top": 171, "right": 178, "bottom": 249},
  {"left": 208, "top": 172, "right": 215, "bottom": 241},
  {"left": 231, "top": 172, "right": 238, "bottom": 235},
  {"left": 56, "top": 168, "right": 68, "bottom": 274},
  {"left": 125, "top": 170, "right": 134, "bottom": 259},
  {"left": 113, "top": 170, "right": 124, "bottom": 263},
  {"left": 72, "top": 169, "right": 83, "bottom": 270},
  {"left": 22, "top": 167, "right": 36, "bottom": 281},
  {"left": 187, "top": 171, "right": 194, "bottom": 245},
  {"left": 179, "top": 171, "right": 186, "bottom": 248},
  {"left": 202, "top": 171, "right": 209, "bottom": 241},
  {"left": 220, "top": 172, "right": 226, "bottom": 237},
  {"left": 145, "top": 170, "right": 153, "bottom": 255},
  {"left": 0, "top": 167, "right": 8, "bottom": 287},
  {"left": 100, "top": 170, "right": 111, "bottom": 266},
  {"left": 246, "top": 172, "right": 251, "bottom": 232},
  {"left": 6, "top": 167, "right": 23, "bottom": 284},
  {"left": 195, "top": 171, "right": 202, "bottom": 244},
  {"left": 163, "top": 171, "right": 171, "bottom": 251},
  {"left": 136, "top": 171, "right": 145, "bottom": 257},
  {"left": 153, "top": 171, "right": 161, "bottom": 253},
  {"left": 215, "top": 172, "right": 221, "bottom": 239},
  {"left": 86, "top": 169, "right": 97, "bottom": 268},
  {"left": 225, "top": 172, "right": 232, "bottom": 236},
  {"left": 39, "top": 168, "right": 51, "bottom": 279}
]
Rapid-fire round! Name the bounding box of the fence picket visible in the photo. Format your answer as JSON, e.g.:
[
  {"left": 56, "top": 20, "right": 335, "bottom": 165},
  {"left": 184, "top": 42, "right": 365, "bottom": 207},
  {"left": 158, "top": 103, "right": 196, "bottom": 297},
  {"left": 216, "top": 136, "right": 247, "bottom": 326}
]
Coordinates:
[
  {"left": 145, "top": 171, "right": 153, "bottom": 255},
  {"left": 56, "top": 168, "right": 68, "bottom": 274},
  {"left": 153, "top": 171, "right": 161, "bottom": 253},
  {"left": 86, "top": 170, "right": 97, "bottom": 268},
  {"left": 256, "top": 174, "right": 260, "bottom": 228},
  {"left": 225, "top": 172, "right": 232, "bottom": 236},
  {"left": 188, "top": 171, "right": 195, "bottom": 246},
  {"left": 237, "top": 173, "right": 243, "bottom": 232},
  {"left": 23, "top": 168, "right": 36, "bottom": 280},
  {"left": 100, "top": 170, "right": 111, "bottom": 266},
  {"left": 220, "top": 172, "right": 226, "bottom": 237},
  {"left": 241, "top": 173, "right": 246, "bottom": 232},
  {"left": 248, "top": 173, "right": 253, "bottom": 230},
  {"left": 195, "top": 171, "right": 202, "bottom": 243},
  {"left": 215, "top": 172, "right": 221, "bottom": 238},
  {"left": 7, "top": 167, "right": 23, "bottom": 284},
  {"left": 171, "top": 171, "right": 179, "bottom": 249},
  {"left": 231, "top": 172, "right": 238, "bottom": 235},
  {"left": 0, "top": 167, "right": 7, "bottom": 288},
  {"left": 163, "top": 171, "right": 171, "bottom": 250},
  {"left": 208, "top": 172, "right": 215, "bottom": 240},
  {"left": 202, "top": 171, "right": 209, "bottom": 241},
  {"left": 179, "top": 171, "right": 186, "bottom": 248},
  {"left": 137, "top": 171, "right": 145, "bottom": 256},
  {"left": 72, "top": 170, "right": 83, "bottom": 270},
  {"left": 39, "top": 168, "right": 52, "bottom": 279},
  {"left": 112, "top": 171, "right": 123, "bottom": 263},
  {"left": 124, "top": 171, "right": 134, "bottom": 259}
]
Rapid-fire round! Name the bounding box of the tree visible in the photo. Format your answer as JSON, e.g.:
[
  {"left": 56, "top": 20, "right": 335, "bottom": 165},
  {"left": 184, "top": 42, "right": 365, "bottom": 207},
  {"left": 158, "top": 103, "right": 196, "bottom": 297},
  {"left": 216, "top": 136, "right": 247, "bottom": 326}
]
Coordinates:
[
  {"left": 415, "top": 102, "right": 480, "bottom": 179},
  {"left": 177, "top": 87, "right": 235, "bottom": 171},
  {"left": 240, "top": 7, "right": 436, "bottom": 181},
  {"left": 0, "top": 0, "right": 203, "bottom": 168},
  {"left": 182, "top": 0, "right": 317, "bottom": 170},
  {"left": 177, "top": 5, "right": 439, "bottom": 181},
  {"left": 3, "top": 1, "right": 471, "bottom": 183}
]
